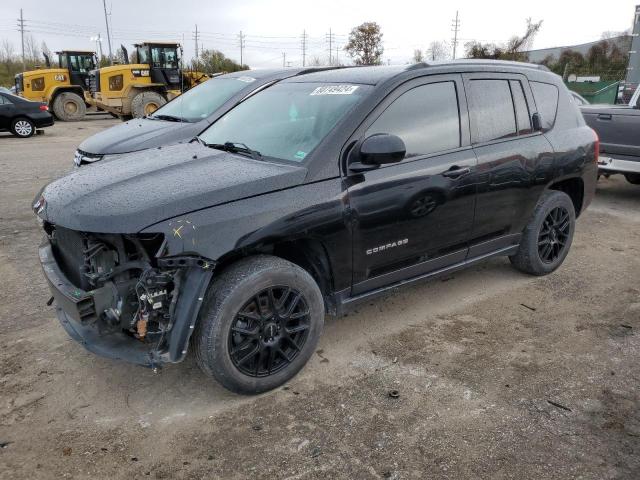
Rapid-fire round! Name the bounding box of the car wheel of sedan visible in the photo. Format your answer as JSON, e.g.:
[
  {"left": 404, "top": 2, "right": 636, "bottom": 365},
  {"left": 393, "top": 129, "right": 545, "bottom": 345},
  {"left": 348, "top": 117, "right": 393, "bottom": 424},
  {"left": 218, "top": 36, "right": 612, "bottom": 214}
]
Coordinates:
[
  {"left": 624, "top": 173, "right": 640, "bottom": 185},
  {"left": 10, "top": 117, "right": 35, "bottom": 138},
  {"left": 193, "top": 255, "right": 324, "bottom": 394},
  {"left": 510, "top": 190, "right": 575, "bottom": 276}
]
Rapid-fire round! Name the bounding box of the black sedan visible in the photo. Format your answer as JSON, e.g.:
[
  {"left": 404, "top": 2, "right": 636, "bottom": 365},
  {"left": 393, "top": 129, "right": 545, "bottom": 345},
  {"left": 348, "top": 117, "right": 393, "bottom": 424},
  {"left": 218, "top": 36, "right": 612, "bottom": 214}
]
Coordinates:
[{"left": 0, "top": 92, "right": 54, "bottom": 138}]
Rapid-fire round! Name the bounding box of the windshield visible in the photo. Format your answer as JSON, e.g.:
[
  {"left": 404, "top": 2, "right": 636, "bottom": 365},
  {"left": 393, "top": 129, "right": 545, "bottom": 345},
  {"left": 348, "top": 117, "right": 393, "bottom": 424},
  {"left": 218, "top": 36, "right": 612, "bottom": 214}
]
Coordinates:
[
  {"left": 151, "top": 77, "right": 253, "bottom": 122},
  {"left": 198, "top": 82, "right": 370, "bottom": 162}
]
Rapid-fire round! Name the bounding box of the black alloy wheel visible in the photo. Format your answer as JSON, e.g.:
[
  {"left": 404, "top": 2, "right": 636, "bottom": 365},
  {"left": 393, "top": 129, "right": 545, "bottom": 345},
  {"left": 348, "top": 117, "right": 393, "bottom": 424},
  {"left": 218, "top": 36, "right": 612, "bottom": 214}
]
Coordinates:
[
  {"left": 537, "top": 206, "right": 570, "bottom": 264},
  {"left": 229, "top": 286, "right": 311, "bottom": 377}
]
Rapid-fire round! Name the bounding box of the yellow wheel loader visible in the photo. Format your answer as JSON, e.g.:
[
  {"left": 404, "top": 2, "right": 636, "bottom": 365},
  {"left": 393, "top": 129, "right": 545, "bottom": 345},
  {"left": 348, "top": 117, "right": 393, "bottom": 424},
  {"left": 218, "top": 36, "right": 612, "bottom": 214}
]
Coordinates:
[
  {"left": 89, "top": 42, "right": 209, "bottom": 118},
  {"left": 14, "top": 51, "right": 97, "bottom": 121}
]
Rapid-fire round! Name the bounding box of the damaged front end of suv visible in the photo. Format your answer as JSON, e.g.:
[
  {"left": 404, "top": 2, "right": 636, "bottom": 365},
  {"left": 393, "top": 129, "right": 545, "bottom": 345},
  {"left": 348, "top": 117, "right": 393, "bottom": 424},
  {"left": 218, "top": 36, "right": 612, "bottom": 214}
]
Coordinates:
[{"left": 38, "top": 222, "right": 213, "bottom": 368}]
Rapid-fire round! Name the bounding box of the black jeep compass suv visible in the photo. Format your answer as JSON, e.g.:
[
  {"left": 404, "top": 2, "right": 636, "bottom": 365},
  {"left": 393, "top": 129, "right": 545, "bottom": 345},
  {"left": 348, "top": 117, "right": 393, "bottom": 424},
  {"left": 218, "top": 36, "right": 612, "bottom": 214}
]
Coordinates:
[{"left": 35, "top": 60, "right": 597, "bottom": 394}]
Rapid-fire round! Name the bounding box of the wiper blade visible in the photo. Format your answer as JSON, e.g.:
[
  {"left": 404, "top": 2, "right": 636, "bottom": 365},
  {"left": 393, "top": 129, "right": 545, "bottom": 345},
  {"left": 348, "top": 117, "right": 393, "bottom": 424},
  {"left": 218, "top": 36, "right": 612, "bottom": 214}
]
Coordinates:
[
  {"left": 149, "top": 114, "right": 184, "bottom": 122},
  {"left": 206, "top": 141, "right": 263, "bottom": 161}
]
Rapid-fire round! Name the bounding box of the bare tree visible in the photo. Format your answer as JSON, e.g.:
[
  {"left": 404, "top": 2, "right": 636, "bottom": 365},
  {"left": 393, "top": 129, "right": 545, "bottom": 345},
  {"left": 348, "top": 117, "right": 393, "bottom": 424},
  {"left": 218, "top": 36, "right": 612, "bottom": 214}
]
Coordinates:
[
  {"left": 466, "top": 18, "right": 542, "bottom": 61},
  {"left": 1, "top": 39, "right": 14, "bottom": 63},
  {"left": 41, "top": 41, "right": 52, "bottom": 65},
  {"left": 413, "top": 49, "right": 424, "bottom": 63},
  {"left": 344, "top": 22, "right": 384, "bottom": 65},
  {"left": 308, "top": 55, "right": 326, "bottom": 66},
  {"left": 427, "top": 41, "right": 449, "bottom": 61},
  {"left": 24, "top": 34, "right": 40, "bottom": 63}
]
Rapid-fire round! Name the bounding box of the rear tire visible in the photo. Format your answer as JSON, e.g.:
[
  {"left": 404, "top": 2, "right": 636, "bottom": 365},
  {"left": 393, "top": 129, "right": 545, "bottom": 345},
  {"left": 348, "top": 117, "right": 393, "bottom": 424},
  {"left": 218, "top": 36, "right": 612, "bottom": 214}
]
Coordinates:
[
  {"left": 52, "top": 92, "right": 86, "bottom": 121},
  {"left": 10, "top": 117, "right": 35, "bottom": 137},
  {"left": 624, "top": 173, "right": 640, "bottom": 185},
  {"left": 130, "top": 91, "right": 166, "bottom": 118},
  {"left": 509, "top": 190, "right": 575, "bottom": 276},
  {"left": 193, "top": 255, "right": 324, "bottom": 395}
]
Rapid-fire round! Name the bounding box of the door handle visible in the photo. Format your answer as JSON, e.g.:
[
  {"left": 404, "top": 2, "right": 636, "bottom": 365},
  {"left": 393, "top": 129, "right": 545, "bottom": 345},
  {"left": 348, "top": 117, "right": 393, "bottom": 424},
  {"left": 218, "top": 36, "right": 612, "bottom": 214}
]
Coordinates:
[
  {"left": 597, "top": 114, "right": 612, "bottom": 120},
  {"left": 442, "top": 166, "right": 471, "bottom": 178}
]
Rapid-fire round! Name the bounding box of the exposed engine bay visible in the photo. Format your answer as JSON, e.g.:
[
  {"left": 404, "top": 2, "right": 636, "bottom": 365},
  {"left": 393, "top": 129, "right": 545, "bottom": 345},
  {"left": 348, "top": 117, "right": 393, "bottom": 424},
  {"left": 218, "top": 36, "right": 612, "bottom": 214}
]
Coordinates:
[{"left": 42, "top": 223, "right": 212, "bottom": 365}]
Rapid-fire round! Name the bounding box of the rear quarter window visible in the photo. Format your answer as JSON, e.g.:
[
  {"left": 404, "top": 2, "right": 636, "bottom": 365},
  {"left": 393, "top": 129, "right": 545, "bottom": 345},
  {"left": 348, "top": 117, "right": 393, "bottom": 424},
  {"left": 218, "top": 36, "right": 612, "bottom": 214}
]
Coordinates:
[
  {"left": 530, "top": 81, "right": 559, "bottom": 130},
  {"left": 468, "top": 79, "right": 517, "bottom": 143}
]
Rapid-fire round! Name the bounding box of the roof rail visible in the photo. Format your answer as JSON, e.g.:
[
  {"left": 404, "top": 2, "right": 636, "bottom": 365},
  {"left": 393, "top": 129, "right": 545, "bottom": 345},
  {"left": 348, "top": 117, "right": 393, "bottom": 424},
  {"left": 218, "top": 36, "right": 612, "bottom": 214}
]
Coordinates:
[{"left": 405, "top": 59, "right": 551, "bottom": 72}]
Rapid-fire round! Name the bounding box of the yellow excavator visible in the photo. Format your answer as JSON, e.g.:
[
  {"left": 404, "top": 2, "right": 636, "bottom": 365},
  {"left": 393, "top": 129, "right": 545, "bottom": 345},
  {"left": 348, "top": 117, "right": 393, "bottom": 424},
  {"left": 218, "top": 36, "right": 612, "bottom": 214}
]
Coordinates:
[
  {"left": 88, "top": 42, "right": 210, "bottom": 118},
  {"left": 14, "top": 50, "right": 96, "bottom": 121}
]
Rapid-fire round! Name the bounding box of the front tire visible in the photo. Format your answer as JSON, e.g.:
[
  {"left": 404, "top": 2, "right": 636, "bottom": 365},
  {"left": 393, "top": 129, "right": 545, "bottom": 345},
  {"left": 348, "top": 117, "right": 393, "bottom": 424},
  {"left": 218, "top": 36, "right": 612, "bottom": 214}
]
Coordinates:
[
  {"left": 193, "top": 255, "right": 324, "bottom": 394},
  {"left": 10, "top": 117, "right": 35, "bottom": 137},
  {"left": 510, "top": 190, "right": 575, "bottom": 276},
  {"left": 52, "top": 92, "right": 86, "bottom": 121},
  {"left": 130, "top": 91, "right": 166, "bottom": 118}
]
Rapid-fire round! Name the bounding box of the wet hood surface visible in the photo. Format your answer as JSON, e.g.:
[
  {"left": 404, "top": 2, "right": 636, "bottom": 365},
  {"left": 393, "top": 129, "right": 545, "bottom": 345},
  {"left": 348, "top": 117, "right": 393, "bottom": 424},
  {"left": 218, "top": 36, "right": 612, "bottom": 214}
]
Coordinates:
[
  {"left": 39, "top": 143, "right": 308, "bottom": 233},
  {"left": 78, "top": 118, "right": 206, "bottom": 155}
]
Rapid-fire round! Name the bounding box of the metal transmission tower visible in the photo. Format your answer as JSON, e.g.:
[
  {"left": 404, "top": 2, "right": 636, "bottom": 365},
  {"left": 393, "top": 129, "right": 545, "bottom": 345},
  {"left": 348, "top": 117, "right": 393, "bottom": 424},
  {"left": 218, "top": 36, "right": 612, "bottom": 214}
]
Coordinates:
[
  {"left": 102, "top": 0, "right": 113, "bottom": 61},
  {"left": 192, "top": 25, "right": 200, "bottom": 67},
  {"left": 326, "top": 28, "right": 335, "bottom": 65},
  {"left": 451, "top": 10, "right": 460, "bottom": 60},
  {"left": 238, "top": 30, "right": 246, "bottom": 66},
  {"left": 17, "top": 9, "right": 26, "bottom": 71},
  {"left": 301, "top": 29, "right": 308, "bottom": 66}
]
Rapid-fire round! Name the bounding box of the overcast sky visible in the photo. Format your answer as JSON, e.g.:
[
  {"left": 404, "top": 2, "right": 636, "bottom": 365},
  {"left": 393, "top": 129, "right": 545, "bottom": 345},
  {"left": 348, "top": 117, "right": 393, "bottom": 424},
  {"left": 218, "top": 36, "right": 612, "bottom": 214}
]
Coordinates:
[{"left": 0, "top": 0, "right": 637, "bottom": 68}]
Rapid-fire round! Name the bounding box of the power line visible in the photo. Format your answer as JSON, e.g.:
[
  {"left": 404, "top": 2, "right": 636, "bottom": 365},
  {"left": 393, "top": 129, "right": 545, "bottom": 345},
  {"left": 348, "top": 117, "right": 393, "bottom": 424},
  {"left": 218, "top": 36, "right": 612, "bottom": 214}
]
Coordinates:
[
  {"left": 17, "top": 9, "right": 26, "bottom": 70},
  {"left": 238, "top": 30, "right": 245, "bottom": 65},
  {"left": 451, "top": 10, "right": 460, "bottom": 60},
  {"left": 102, "top": 0, "right": 113, "bottom": 60},
  {"left": 301, "top": 29, "right": 307, "bottom": 66},
  {"left": 326, "top": 28, "right": 335, "bottom": 65}
]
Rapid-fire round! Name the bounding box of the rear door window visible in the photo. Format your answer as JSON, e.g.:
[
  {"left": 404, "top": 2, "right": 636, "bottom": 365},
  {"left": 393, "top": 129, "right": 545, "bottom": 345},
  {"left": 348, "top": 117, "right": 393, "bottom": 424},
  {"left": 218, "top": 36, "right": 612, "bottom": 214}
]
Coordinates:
[
  {"left": 530, "top": 81, "right": 559, "bottom": 130},
  {"left": 510, "top": 80, "right": 532, "bottom": 135},
  {"left": 468, "top": 79, "right": 517, "bottom": 143},
  {"left": 366, "top": 81, "right": 461, "bottom": 158}
]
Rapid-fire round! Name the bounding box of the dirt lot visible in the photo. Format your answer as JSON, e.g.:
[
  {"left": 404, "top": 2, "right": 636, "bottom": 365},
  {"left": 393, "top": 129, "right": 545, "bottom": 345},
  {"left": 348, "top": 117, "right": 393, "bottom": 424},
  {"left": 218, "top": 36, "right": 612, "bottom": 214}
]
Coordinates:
[{"left": 0, "top": 119, "right": 638, "bottom": 479}]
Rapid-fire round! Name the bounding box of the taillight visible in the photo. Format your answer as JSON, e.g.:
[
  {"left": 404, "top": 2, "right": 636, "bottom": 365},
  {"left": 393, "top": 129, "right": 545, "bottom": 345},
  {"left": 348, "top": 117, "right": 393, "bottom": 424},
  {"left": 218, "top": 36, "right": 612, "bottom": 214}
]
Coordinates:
[
  {"left": 593, "top": 130, "right": 599, "bottom": 163},
  {"left": 39, "top": 105, "right": 48, "bottom": 111}
]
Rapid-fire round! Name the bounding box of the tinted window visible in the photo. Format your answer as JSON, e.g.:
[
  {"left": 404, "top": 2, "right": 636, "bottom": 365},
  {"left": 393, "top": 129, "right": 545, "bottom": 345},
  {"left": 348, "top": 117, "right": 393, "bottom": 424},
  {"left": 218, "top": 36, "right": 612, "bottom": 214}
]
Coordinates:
[
  {"left": 510, "top": 80, "right": 532, "bottom": 134},
  {"left": 530, "top": 81, "right": 559, "bottom": 130},
  {"left": 366, "top": 82, "right": 460, "bottom": 158},
  {"left": 468, "top": 79, "right": 516, "bottom": 143},
  {"left": 0, "top": 95, "right": 7, "bottom": 105}
]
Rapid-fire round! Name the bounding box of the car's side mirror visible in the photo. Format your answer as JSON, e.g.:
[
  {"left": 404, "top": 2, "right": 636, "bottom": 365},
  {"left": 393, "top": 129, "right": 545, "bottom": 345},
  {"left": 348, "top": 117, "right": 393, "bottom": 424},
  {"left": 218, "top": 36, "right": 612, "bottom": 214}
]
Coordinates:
[
  {"left": 532, "top": 113, "right": 543, "bottom": 131},
  {"left": 349, "top": 133, "right": 406, "bottom": 172}
]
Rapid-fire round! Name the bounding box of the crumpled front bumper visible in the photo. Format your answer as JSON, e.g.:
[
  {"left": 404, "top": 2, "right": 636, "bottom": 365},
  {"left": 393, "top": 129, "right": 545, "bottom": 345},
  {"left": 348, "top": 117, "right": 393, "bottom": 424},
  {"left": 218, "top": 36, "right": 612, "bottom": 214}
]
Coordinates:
[{"left": 39, "top": 240, "right": 213, "bottom": 367}]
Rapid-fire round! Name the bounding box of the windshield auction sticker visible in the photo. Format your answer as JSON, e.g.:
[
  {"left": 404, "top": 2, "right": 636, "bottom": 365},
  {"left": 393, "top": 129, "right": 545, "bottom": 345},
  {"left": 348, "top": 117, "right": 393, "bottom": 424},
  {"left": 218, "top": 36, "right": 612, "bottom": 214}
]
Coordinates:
[{"left": 310, "top": 85, "right": 359, "bottom": 95}]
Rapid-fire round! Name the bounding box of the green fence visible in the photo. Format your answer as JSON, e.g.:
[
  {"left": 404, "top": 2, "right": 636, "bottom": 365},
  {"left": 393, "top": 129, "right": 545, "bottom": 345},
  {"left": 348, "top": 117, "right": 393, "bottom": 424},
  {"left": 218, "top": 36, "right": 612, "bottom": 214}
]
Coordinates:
[{"left": 565, "top": 81, "right": 619, "bottom": 104}]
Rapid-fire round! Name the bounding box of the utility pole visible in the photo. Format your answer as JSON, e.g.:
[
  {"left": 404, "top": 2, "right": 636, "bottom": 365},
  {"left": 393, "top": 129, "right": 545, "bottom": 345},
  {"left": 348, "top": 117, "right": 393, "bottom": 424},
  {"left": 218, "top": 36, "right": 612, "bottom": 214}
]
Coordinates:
[
  {"left": 17, "top": 9, "right": 26, "bottom": 71},
  {"left": 336, "top": 44, "right": 339, "bottom": 66},
  {"left": 95, "top": 34, "right": 104, "bottom": 61},
  {"left": 326, "top": 28, "right": 334, "bottom": 65},
  {"left": 193, "top": 24, "right": 199, "bottom": 66},
  {"left": 238, "top": 30, "right": 245, "bottom": 66},
  {"left": 301, "top": 29, "right": 307, "bottom": 67},
  {"left": 282, "top": 51, "right": 286, "bottom": 67},
  {"left": 102, "top": 0, "right": 113, "bottom": 61},
  {"left": 451, "top": 10, "right": 460, "bottom": 60}
]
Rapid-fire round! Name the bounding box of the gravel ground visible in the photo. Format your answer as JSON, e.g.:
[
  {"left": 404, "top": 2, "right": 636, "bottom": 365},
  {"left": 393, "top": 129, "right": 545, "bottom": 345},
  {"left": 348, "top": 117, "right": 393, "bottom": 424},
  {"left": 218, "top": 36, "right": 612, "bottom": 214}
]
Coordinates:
[{"left": 0, "top": 119, "right": 638, "bottom": 479}]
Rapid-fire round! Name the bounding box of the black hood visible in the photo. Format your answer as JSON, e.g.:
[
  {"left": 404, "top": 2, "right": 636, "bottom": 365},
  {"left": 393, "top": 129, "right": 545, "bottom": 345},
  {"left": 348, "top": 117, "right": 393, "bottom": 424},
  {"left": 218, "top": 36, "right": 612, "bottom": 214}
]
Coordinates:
[
  {"left": 37, "top": 143, "right": 307, "bottom": 233},
  {"left": 78, "top": 117, "right": 206, "bottom": 155}
]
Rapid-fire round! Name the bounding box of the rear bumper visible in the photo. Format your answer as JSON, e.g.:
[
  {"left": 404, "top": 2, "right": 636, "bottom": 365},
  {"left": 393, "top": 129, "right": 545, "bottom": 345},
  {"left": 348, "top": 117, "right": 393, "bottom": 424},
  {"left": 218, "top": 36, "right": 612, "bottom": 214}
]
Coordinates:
[
  {"left": 32, "top": 113, "right": 54, "bottom": 128},
  {"left": 39, "top": 240, "right": 213, "bottom": 367},
  {"left": 598, "top": 155, "right": 640, "bottom": 175}
]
